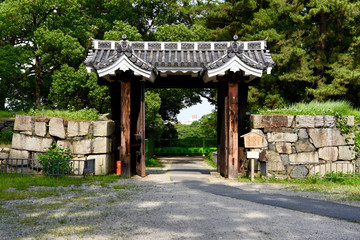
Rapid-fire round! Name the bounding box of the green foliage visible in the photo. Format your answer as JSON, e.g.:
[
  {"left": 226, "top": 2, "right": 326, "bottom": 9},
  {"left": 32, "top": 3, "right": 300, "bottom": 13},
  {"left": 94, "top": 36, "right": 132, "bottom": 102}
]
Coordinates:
[
  {"left": 38, "top": 144, "right": 73, "bottom": 175},
  {"left": 204, "top": 151, "right": 217, "bottom": 168},
  {"left": 257, "top": 100, "right": 360, "bottom": 121},
  {"left": 175, "top": 112, "right": 217, "bottom": 139},
  {"left": 145, "top": 157, "right": 163, "bottom": 168},
  {"left": 0, "top": 111, "right": 16, "bottom": 118},
  {"left": 145, "top": 91, "right": 164, "bottom": 140},
  {"left": 104, "top": 20, "right": 142, "bottom": 41},
  {"left": 198, "top": 112, "right": 217, "bottom": 138},
  {"left": 154, "top": 24, "right": 210, "bottom": 41},
  {"left": 27, "top": 108, "right": 99, "bottom": 121},
  {"left": 0, "top": 130, "right": 14, "bottom": 146},
  {"left": 175, "top": 121, "right": 205, "bottom": 139},
  {"left": 48, "top": 65, "right": 110, "bottom": 113}
]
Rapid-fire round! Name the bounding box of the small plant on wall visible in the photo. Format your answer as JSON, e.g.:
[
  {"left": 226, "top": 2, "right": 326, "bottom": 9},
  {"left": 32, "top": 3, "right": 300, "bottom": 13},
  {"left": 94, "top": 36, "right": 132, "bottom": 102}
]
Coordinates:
[{"left": 38, "top": 144, "right": 73, "bottom": 175}]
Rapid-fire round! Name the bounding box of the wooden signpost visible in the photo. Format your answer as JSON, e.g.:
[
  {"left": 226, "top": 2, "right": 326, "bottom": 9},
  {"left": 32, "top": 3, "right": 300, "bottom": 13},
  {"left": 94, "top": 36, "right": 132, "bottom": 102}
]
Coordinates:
[{"left": 241, "top": 131, "right": 263, "bottom": 181}]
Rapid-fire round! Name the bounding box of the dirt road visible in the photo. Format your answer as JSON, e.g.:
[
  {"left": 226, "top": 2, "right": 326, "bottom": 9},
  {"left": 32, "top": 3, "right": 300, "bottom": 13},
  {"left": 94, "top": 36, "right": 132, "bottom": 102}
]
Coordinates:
[{"left": 1, "top": 156, "right": 360, "bottom": 239}]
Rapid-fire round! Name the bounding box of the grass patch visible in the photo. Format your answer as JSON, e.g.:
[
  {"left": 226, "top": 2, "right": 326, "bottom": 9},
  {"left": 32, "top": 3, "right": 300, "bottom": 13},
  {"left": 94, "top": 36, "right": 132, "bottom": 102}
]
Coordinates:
[
  {"left": 257, "top": 100, "right": 360, "bottom": 122},
  {"left": 145, "top": 157, "right": 163, "bottom": 168},
  {"left": 0, "top": 174, "right": 121, "bottom": 200},
  {"left": 204, "top": 151, "right": 217, "bottom": 168},
  {"left": 113, "top": 184, "right": 137, "bottom": 190},
  {"left": 25, "top": 108, "right": 100, "bottom": 121},
  {"left": 0, "top": 111, "right": 19, "bottom": 118},
  {"left": 237, "top": 176, "right": 360, "bottom": 201}
]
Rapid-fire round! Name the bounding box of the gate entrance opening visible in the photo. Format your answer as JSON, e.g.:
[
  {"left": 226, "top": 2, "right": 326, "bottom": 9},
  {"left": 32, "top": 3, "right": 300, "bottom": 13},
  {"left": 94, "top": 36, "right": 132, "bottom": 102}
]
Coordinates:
[{"left": 84, "top": 35, "right": 275, "bottom": 178}]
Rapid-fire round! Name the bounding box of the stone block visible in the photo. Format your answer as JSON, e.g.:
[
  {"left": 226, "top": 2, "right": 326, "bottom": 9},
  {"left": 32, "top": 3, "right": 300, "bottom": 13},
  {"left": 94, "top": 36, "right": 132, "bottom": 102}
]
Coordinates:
[
  {"left": 251, "top": 115, "right": 293, "bottom": 129},
  {"left": 324, "top": 115, "right": 336, "bottom": 128},
  {"left": 0, "top": 152, "right": 9, "bottom": 159},
  {"left": 49, "top": 118, "right": 66, "bottom": 139},
  {"left": 30, "top": 152, "right": 43, "bottom": 169},
  {"left": 93, "top": 137, "right": 111, "bottom": 154},
  {"left": 72, "top": 139, "right": 92, "bottom": 155},
  {"left": 68, "top": 121, "right": 90, "bottom": 137},
  {"left": 9, "top": 149, "right": 30, "bottom": 166},
  {"left": 290, "top": 165, "right": 309, "bottom": 178},
  {"left": 71, "top": 157, "right": 85, "bottom": 175},
  {"left": 34, "top": 122, "right": 47, "bottom": 137},
  {"left": 267, "top": 132, "right": 298, "bottom": 143},
  {"left": 308, "top": 128, "right": 347, "bottom": 148},
  {"left": 11, "top": 133, "right": 53, "bottom": 152},
  {"left": 310, "top": 161, "right": 354, "bottom": 176},
  {"left": 275, "top": 142, "right": 292, "bottom": 154},
  {"left": 338, "top": 146, "right": 355, "bottom": 160},
  {"left": 295, "top": 139, "right": 316, "bottom": 152},
  {"left": 57, "top": 140, "right": 72, "bottom": 150},
  {"left": 346, "top": 116, "right": 355, "bottom": 126},
  {"left": 289, "top": 152, "right": 319, "bottom": 164},
  {"left": 280, "top": 154, "right": 289, "bottom": 165},
  {"left": 87, "top": 154, "right": 112, "bottom": 175},
  {"left": 314, "top": 116, "right": 324, "bottom": 127},
  {"left": 259, "top": 150, "right": 285, "bottom": 172},
  {"left": 14, "top": 115, "right": 33, "bottom": 131},
  {"left": 295, "top": 115, "right": 315, "bottom": 128},
  {"left": 297, "top": 129, "right": 308, "bottom": 139},
  {"left": 319, "top": 147, "right": 338, "bottom": 161},
  {"left": 93, "top": 121, "right": 115, "bottom": 137}
]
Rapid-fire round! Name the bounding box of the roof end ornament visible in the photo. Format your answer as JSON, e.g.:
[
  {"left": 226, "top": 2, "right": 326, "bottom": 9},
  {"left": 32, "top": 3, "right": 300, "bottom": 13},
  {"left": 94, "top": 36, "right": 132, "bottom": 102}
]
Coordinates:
[
  {"left": 228, "top": 35, "right": 243, "bottom": 54},
  {"left": 117, "top": 34, "right": 131, "bottom": 53}
]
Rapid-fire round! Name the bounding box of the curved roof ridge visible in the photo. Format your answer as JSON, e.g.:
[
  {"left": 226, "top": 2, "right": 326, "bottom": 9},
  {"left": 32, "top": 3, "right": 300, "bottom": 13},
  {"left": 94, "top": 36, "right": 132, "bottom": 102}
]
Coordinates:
[{"left": 84, "top": 37, "right": 275, "bottom": 82}]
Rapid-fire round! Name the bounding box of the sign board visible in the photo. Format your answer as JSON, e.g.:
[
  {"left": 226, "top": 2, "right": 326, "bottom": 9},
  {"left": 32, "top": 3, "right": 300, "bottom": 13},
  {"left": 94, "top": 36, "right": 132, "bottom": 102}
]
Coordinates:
[
  {"left": 240, "top": 132, "right": 263, "bottom": 149},
  {"left": 247, "top": 151, "right": 259, "bottom": 159}
]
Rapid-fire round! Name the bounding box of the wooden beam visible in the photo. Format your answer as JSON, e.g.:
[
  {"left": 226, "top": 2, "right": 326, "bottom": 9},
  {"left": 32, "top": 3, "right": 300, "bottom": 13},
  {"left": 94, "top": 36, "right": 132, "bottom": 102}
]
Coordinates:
[
  {"left": 120, "top": 77, "right": 131, "bottom": 177},
  {"left": 228, "top": 79, "right": 238, "bottom": 178}
]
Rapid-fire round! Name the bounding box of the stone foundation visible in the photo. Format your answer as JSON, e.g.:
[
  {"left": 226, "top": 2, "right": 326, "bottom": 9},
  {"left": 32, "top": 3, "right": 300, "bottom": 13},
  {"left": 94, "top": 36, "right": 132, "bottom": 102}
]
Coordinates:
[
  {"left": 250, "top": 114, "right": 356, "bottom": 177},
  {"left": 6, "top": 115, "right": 115, "bottom": 175}
]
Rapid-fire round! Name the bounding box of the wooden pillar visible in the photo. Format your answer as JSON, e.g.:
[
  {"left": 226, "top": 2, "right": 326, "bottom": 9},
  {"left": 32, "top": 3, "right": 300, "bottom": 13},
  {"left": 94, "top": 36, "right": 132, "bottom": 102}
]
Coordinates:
[
  {"left": 238, "top": 83, "right": 249, "bottom": 175},
  {"left": 120, "top": 76, "right": 131, "bottom": 177},
  {"left": 228, "top": 78, "right": 239, "bottom": 178},
  {"left": 110, "top": 81, "right": 121, "bottom": 173},
  {"left": 218, "top": 81, "right": 228, "bottom": 177},
  {"left": 137, "top": 81, "right": 146, "bottom": 177}
]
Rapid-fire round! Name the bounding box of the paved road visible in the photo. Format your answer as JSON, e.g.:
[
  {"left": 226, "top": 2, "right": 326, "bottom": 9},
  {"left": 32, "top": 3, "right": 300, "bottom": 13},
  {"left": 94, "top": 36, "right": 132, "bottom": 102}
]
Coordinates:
[
  {"left": 140, "top": 156, "right": 360, "bottom": 239},
  {"left": 165, "top": 157, "right": 360, "bottom": 222}
]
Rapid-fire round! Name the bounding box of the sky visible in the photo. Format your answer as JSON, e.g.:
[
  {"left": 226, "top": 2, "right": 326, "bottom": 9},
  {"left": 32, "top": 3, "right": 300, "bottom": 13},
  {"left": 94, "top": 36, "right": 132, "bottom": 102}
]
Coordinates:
[{"left": 177, "top": 97, "right": 215, "bottom": 123}]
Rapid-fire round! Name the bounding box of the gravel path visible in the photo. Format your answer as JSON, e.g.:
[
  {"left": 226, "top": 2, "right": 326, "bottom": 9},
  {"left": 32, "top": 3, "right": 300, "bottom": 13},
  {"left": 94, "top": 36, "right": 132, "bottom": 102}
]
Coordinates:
[{"left": 1, "top": 156, "right": 360, "bottom": 239}]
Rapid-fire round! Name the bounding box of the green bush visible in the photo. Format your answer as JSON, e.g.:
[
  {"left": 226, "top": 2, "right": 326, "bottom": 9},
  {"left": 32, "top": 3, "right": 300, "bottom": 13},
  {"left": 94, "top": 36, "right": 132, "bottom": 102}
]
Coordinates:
[
  {"left": 0, "top": 130, "right": 14, "bottom": 145},
  {"left": 38, "top": 144, "right": 73, "bottom": 175}
]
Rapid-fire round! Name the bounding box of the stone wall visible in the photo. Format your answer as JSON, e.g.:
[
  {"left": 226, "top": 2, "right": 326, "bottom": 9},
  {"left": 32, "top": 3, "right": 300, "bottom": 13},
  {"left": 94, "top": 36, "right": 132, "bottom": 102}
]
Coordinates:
[
  {"left": 8, "top": 115, "right": 115, "bottom": 175},
  {"left": 250, "top": 114, "right": 356, "bottom": 177}
]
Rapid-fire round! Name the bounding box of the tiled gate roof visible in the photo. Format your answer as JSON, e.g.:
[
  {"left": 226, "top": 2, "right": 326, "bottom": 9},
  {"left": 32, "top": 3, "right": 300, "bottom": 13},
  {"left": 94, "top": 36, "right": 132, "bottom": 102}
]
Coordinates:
[{"left": 84, "top": 35, "right": 275, "bottom": 83}]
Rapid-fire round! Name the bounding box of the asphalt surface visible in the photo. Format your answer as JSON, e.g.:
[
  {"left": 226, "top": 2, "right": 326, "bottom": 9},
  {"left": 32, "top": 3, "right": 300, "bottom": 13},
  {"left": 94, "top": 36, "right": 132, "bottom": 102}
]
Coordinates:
[{"left": 166, "top": 156, "right": 360, "bottom": 222}]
